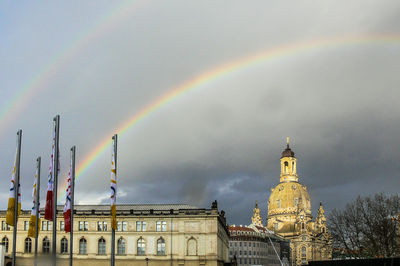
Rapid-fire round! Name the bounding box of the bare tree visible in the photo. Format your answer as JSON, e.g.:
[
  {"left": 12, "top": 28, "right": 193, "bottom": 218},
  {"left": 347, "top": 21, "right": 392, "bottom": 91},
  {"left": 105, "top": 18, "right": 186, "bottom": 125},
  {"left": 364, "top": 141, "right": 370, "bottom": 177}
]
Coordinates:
[{"left": 327, "top": 193, "right": 400, "bottom": 258}]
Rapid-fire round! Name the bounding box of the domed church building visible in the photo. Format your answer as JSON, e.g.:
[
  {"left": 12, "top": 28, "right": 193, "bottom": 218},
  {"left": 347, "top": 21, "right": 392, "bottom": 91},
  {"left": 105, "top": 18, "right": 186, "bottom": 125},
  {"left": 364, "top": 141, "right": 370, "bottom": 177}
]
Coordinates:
[{"left": 266, "top": 139, "right": 332, "bottom": 265}]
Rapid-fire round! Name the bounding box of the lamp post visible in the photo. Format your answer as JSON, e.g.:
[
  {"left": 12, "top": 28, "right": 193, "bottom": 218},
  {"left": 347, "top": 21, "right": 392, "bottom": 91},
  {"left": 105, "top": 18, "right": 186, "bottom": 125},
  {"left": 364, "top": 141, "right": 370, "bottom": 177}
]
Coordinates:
[{"left": 145, "top": 257, "right": 149, "bottom": 266}]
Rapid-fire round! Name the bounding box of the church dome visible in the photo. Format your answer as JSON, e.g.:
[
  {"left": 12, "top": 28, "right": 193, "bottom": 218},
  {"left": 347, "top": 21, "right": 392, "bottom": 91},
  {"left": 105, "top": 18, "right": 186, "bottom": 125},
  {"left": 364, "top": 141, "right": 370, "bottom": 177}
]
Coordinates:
[
  {"left": 267, "top": 181, "right": 311, "bottom": 216},
  {"left": 281, "top": 144, "right": 295, "bottom": 158}
]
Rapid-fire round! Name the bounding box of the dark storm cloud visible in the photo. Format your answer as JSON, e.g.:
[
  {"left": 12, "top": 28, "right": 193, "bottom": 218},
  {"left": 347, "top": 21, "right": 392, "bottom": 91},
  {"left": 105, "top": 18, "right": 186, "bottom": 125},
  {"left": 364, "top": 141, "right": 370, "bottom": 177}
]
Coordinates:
[{"left": 1, "top": 1, "right": 400, "bottom": 226}]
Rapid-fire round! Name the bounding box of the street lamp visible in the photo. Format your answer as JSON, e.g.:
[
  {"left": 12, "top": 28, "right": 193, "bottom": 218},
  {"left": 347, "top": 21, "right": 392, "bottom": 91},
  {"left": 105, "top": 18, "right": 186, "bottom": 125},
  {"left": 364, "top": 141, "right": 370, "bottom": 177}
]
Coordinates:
[{"left": 145, "top": 257, "right": 149, "bottom": 266}]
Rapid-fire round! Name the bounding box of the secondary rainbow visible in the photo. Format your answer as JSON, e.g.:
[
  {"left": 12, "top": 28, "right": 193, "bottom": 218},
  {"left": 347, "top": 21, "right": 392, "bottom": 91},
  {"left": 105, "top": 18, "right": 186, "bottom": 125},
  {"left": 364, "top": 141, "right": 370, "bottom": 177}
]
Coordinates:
[
  {"left": 0, "top": 0, "right": 147, "bottom": 137},
  {"left": 56, "top": 33, "right": 400, "bottom": 198}
]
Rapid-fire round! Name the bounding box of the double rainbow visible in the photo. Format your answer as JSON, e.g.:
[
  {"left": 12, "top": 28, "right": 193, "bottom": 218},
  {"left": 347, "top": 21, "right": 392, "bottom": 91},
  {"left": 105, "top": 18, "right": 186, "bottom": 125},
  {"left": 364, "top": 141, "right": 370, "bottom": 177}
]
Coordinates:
[{"left": 65, "top": 33, "right": 400, "bottom": 198}]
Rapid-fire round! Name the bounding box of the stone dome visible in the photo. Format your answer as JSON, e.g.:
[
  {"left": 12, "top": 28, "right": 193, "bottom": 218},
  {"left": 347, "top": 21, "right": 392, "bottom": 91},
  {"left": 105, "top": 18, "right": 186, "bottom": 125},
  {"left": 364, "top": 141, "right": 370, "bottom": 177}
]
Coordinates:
[{"left": 267, "top": 181, "right": 311, "bottom": 216}]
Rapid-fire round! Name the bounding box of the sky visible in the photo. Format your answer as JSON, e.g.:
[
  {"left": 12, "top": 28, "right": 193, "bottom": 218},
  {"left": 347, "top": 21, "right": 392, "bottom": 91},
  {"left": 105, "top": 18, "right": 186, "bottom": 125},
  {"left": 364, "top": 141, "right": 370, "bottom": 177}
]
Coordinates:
[{"left": 1, "top": 0, "right": 400, "bottom": 226}]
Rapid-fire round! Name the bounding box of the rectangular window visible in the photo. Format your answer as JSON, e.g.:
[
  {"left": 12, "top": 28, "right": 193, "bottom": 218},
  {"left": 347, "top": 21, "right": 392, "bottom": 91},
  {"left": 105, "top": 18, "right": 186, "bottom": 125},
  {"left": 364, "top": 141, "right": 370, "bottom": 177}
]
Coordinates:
[
  {"left": 84, "top": 221, "right": 88, "bottom": 231},
  {"left": 24, "top": 221, "right": 29, "bottom": 231},
  {"left": 156, "top": 221, "right": 161, "bottom": 232},
  {"left": 79, "top": 221, "right": 84, "bottom": 231},
  {"left": 103, "top": 222, "right": 107, "bottom": 231},
  {"left": 60, "top": 221, "right": 65, "bottom": 231},
  {"left": 136, "top": 221, "right": 141, "bottom": 231},
  {"left": 161, "top": 221, "right": 167, "bottom": 231},
  {"left": 244, "top": 242, "right": 247, "bottom": 247},
  {"left": 122, "top": 221, "right": 127, "bottom": 232},
  {"left": 48, "top": 222, "right": 52, "bottom": 231},
  {"left": 142, "top": 221, "right": 146, "bottom": 231},
  {"left": 244, "top": 251, "right": 247, "bottom": 255},
  {"left": 98, "top": 221, "right": 102, "bottom": 231},
  {"left": 42, "top": 221, "right": 47, "bottom": 231},
  {"left": 117, "top": 221, "right": 122, "bottom": 232}
]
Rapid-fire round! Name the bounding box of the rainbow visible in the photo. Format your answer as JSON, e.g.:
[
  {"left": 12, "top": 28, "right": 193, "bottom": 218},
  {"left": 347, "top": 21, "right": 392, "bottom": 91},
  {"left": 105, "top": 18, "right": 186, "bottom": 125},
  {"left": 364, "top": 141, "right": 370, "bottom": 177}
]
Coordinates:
[
  {"left": 0, "top": 0, "right": 147, "bottom": 137},
  {"left": 63, "top": 33, "right": 400, "bottom": 199}
]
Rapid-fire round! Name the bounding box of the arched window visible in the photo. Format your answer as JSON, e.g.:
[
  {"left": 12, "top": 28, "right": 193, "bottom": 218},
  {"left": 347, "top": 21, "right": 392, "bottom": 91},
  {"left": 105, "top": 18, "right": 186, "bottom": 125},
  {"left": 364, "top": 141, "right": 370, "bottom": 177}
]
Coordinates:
[
  {"left": 25, "top": 238, "right": 32, "bottom": 253},
  {"left": 137, "top": 237, "right": 145, "bottom": 255},
  {"left": 79, "top": 238, "right": 87, "bottom": 254},
  {"left": 157, "top": 237, "right": 165, "bottom": 255},
  {"left": 277, "top": 199, "right": 281, "bottom": 208},
  {"left": 284, "top": 161, "right": 288, "bottom": 173},
  {"left": 187, "top": 238, "right": 197, "bottom": 256},
  {"left": 43, "top": 237, "right": 50, "bottom": 253},
  {"left": 98, "top": 238, "right": 106, "bottom": 255},
  {"left": 117, "top": 238, "right": 126, "bottom": 255},
  {"left": 61, "top": 237, "right": 68, "bottom": 254},
  {"left": 301, "top": 246, "right": 307, "bottom": 264},
  {"left": 2, "top": 237, "right": 9, "bottom": 253},
  {"left": 301, "top": 223, "right": 305, "bottom": 230}
]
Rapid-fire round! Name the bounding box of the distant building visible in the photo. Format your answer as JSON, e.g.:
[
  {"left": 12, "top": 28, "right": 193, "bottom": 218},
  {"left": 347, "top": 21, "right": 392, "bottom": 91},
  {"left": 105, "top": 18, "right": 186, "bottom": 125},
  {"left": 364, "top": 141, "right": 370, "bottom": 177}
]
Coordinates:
[
  {"left": 228, "top": 202, "right": 290, "bottom": 266},
  {"left": 266, "top": 140, "right": 332, "bottom": 265},
  {"left": 0, "top": 202, "right": 230, "bottom": 266}
]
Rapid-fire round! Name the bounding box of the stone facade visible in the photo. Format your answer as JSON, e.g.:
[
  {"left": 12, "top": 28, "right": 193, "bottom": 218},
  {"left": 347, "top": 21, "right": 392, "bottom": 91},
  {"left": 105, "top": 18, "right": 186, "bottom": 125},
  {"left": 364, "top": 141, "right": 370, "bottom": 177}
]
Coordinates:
[
  {"left": 266, "top": 140, "right": 332, "bottom": 266},
  {"left": 0, "top": 203, "right": 230, "bottom": 266}
]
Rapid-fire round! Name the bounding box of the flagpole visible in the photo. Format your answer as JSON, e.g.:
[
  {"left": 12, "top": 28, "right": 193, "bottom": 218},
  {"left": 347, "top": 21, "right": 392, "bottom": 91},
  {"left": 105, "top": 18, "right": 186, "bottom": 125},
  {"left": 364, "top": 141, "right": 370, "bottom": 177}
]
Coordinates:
[
  {"left": 52, "top": 115, "right": 60, "bottom": 264},
  {"left": 111, "top": 134, "right": 117, "bottom": 266},
  {"left": 35, "top": 156, "right": 41, "bottom": 266},
  {"left": 12, "top": 130, "right": 22, "bottom": 266},
  {"left": 70, "top": 146, "right": 75, "bottom": 266}
]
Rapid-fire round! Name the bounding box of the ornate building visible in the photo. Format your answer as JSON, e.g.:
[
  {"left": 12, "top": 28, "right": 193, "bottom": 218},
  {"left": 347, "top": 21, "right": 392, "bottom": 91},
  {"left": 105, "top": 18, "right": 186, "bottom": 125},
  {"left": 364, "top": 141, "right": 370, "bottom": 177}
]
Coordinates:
[
  {"left": 266, "top": 139, "right": 332, "bottom": 265},
  {"left": 0, "top": 203, "right": 230, "bottom": 266}
]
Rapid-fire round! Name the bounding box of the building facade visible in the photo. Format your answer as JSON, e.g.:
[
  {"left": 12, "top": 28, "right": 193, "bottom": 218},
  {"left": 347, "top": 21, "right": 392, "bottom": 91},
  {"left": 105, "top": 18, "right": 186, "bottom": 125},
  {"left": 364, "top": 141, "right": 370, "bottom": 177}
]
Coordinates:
[
  {"left": 266, "top": 140, "right": 332, "bottom": 265},
  {"left": 228, "top": 202, "right": 290, "bottom": 266},
  {"left": 0, "top": 202, "right": 230, "bottom": 266}
]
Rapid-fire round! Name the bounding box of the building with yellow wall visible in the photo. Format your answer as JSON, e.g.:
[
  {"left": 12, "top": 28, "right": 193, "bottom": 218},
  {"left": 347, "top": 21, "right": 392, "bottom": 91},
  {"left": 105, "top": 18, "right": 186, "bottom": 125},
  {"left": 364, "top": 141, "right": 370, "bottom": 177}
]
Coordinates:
[
  {"left": 266, "top": 140, "right": 332, "bottom": 265},
  {"left": 0, "top": 203, "right": 230, "bottom": 266}
]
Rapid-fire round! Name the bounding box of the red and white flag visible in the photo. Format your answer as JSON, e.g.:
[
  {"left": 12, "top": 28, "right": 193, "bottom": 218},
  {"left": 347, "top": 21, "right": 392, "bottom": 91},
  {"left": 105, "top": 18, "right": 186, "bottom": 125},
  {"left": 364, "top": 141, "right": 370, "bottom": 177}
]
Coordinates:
[
  {"left": 44, "top": 121, "right": 59, "bottom": 220},
  {"left": 63, "top": 156, "right": 72, "bottom": 232}
]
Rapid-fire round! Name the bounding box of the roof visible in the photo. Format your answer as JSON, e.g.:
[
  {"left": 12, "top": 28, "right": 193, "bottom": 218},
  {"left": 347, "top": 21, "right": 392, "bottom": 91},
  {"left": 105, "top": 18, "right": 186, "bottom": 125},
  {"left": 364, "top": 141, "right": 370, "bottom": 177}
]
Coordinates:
[
  {"left": 281, "top": 144, "right": 295, "bottom": 158},
  {"left": 229, "top": 226, "right": 255, "bottom": 232},
  {"left": 55, "top": 204, "right": 200, "bottom": 211}
]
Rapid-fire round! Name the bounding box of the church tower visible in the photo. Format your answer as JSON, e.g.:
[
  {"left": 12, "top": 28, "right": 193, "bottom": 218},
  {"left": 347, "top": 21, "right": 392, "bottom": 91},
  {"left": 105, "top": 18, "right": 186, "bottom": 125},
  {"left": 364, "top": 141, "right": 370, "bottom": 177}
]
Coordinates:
[
  {"left": 251, "top": 201, "right": 262, "bottom": 226},
  {"left": 280, "top": 137, "right": 298, "bottom": 183},
  {"left": 266, "top": 138, "right": 332, "bottom": 266}
]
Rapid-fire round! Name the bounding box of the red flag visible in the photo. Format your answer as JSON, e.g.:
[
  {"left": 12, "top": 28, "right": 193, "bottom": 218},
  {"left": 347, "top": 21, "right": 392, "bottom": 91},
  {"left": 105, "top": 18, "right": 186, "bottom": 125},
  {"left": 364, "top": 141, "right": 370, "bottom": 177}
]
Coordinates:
[{"left": 45, "top": 121, "right": 58, "bottom": 221}]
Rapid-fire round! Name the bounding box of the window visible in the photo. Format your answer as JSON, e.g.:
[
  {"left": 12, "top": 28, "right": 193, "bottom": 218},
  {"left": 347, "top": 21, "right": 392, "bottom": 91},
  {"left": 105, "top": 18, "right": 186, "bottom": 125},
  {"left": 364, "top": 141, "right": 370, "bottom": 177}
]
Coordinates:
[
  {"left": 244, "top": 251, "right": 247, "bottom": 255},
  {"left": 98, "top": 238, "right": 106, "bottom": 255},
  {"left": 25, "top": 238, "right": 32, "bottom": 253},
  {"left": 157, "top": 238, "right": 165, "bottom": 255},
  {"left": 48, "top": 221, "right": 52, "bottom": 231},
  {"left": 244, "top": 242, "right": 247, "bottom": 247},
  {"left": 137, "top": 238, "right": 145, "bottom": 255},
  {"left": 301, "top": 246, "right": 307, "bottom": 264},
  {"left": 117, "top": 221, "right": 127, "bottom": 232},
  {"left": 302, "top": 223, "right": 305, "bottom": 230},
  {"left": 43, "top": 237, "right": 50, "bottom": 253},
  {"left": 98, "top": 221, "right": 107, "bottom": 231},
  {"left": 156, "top": 221, "right": 167, "bottom": 232},
  {"left": 239, "top": 242, "right": 242, "bottom": 247},
  {"left": 61, "top": 238, "right": 68, "bottom": 254},
  {"left": 42, "top": 221, "right": 47, "bottom": 231},
  {"left": 294, "top": 198, "right": 299, "bottom": 206},
  {"left": 136, "top": 221, "right": 146, "bottom": 232},
  {"left": 187, "top": 238, "right": 197, "bottom": 256},
  {"left": 244, "top": 258, "right": 247, "bottom": 264},
  {"left": 239, "top": 251, "right": 242, "bottom": 255},
  {"left": 24, "top": 221, "right": 29, "bottom": 231},
  {"left": 277, "top": 199, "right": 281, "bottom": 208},
  {"left": 284, "top": 161, "right": 288, "bottom": 173},
  {"left": 60, "top": 221, "right": 65, "bottom": 231},
  {"left": 79, "top": 238, "right": 87, "bottom": 254},
  {"left": 122, "top": 221, "right": 127, "bottom": 231},
  {"left": 249, "top": 251, "right": 251, "bottom": 255},
  {"left": 117, "top": 238, "right": 126, "bottom": 255},
  {"left": 79, "top": 221, "right": 88, "bottom": 231},
  {"left": 2, "top": 237, "right": 8, "bottom": 252}
]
